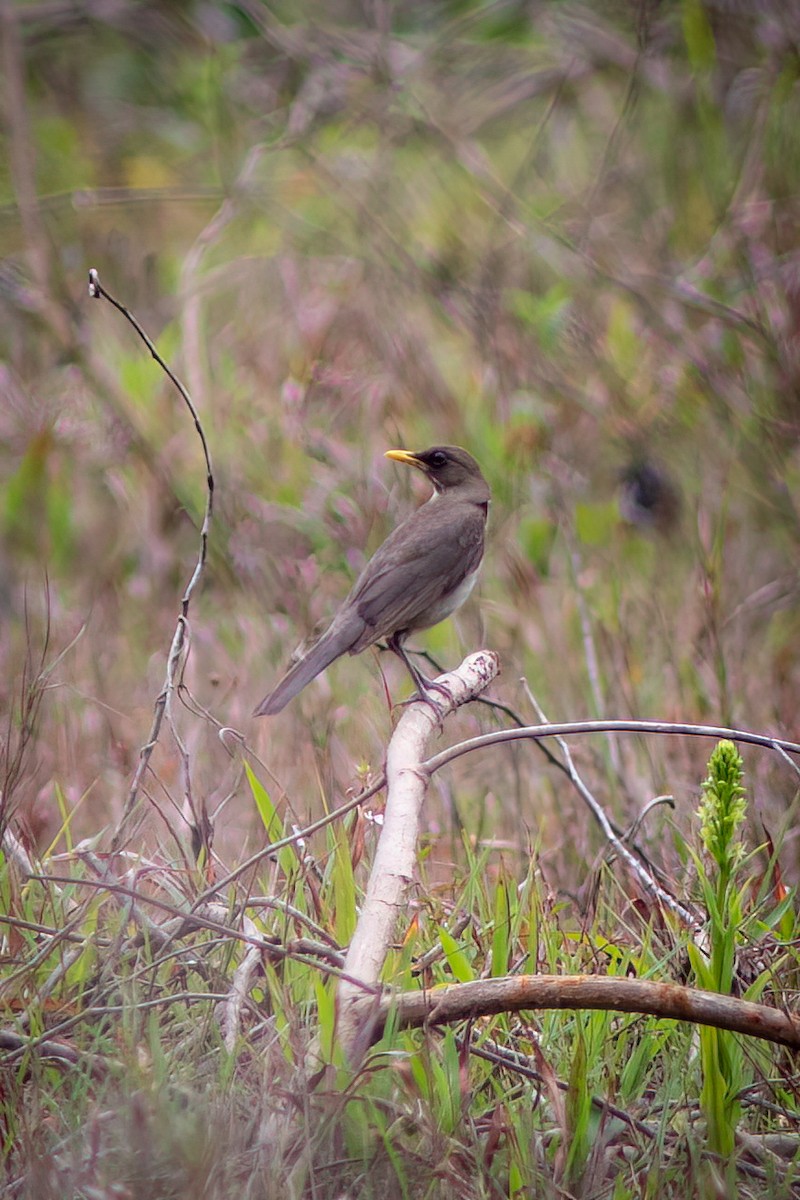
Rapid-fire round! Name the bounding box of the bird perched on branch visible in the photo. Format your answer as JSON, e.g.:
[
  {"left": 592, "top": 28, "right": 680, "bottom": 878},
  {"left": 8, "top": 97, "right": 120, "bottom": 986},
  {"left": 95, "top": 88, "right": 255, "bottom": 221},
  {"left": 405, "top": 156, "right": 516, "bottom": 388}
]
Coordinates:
[{"left": 253, "top": 446, "right": 490, "bottom": 716}]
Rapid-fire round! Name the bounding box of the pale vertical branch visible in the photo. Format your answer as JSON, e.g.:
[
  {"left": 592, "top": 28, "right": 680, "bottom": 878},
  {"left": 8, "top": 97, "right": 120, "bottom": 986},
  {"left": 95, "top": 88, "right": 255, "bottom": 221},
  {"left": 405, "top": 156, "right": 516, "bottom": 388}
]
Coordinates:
[{"left": 337, "top": 650, "right": 499, "bottom": 1058}]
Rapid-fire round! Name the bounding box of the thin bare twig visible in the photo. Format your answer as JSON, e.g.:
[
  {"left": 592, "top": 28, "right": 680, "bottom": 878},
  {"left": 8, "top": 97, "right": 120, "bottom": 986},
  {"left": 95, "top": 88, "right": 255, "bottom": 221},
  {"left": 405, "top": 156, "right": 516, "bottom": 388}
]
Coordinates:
[
  {"left": 223, "top": 912, "right": 262, "bottom": 1051},
  {"left": 0, "top": 1029, "right": 109, "bottom": 1077},
  {"left": 424, "top": 719, "right": 800, "bottom": 776},
  {"left": 29, "top": 873, "right": 361, "bottom": 982},
  {"left": 190, "top": 771, "right": 388, "bottom": 909},
  {"left": 1, "top": 591, "right": 53, "bottom": 834},
  {"left": 522, "top": 687, "right": 698, "bottom": 930},
  {"left": 87, "top": 269, "right": 214, "bottom": 852},
  {"left": 565, "top": 540, "right": 622, "bottom": 777},
  {"left": 462, "top": 1032, "right": 657, "bottom": 1139}
]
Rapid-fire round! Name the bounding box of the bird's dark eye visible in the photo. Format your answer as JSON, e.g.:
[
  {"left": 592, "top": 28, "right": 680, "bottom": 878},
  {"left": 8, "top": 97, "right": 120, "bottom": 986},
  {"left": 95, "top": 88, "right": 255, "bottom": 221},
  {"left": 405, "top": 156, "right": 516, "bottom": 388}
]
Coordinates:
[{"left": 429, "top": 451, "right": 448, "bottom": 468}]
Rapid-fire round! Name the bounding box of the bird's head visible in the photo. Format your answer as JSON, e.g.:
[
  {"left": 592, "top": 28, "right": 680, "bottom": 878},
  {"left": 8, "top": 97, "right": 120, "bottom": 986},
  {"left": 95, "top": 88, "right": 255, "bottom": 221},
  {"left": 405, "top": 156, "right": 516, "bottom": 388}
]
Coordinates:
[{"left": 385, "top": 445, "right": 489, "bottom": 500}]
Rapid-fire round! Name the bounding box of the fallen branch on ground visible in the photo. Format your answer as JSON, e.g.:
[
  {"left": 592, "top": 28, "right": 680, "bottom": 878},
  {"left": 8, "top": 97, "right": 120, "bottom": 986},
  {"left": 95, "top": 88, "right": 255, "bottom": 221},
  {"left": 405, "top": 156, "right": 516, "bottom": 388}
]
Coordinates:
[{"left": 351, "top": 973, "right": 800, "bottom": 1051}]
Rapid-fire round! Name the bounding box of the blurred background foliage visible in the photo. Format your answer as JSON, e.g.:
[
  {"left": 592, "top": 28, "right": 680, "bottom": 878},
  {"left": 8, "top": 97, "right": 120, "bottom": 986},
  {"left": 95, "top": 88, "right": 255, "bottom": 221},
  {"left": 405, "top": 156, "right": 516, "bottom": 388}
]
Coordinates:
[{"left": 1, "top": 0, "right": 799, "bottom": 880}]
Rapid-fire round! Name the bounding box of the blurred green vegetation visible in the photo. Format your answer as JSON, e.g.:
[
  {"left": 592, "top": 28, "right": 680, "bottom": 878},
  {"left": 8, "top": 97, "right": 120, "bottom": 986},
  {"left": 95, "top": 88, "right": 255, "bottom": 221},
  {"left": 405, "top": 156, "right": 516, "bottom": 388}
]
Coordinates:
[
  {"left": 3, "top": 740, "right": 799, "bottom": 1198},
  {"left": 2, "top": 0, "right": 800, "bottom": 1191},
  {"left": 3, "top": 0, "right": 799, "bottom": 859}
]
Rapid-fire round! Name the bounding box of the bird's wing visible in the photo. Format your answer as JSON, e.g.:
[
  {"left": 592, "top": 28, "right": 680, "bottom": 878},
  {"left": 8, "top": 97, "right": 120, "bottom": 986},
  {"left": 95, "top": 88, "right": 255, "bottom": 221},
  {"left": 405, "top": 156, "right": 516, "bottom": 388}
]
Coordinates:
[{"left": 348, "top": 499, "right": 486, "bottom": 650}]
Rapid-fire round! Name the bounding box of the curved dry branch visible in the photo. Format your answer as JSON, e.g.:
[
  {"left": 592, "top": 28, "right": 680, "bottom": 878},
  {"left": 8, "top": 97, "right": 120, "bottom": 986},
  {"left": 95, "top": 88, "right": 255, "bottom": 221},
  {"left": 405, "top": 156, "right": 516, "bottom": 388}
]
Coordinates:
[
  {"left": 419, "top": 717, "right": 800, "bottom": 934},
  {"left": 423, "top": 719, "right": 800, "bottom": 776},
  {"left": 354, "top": 974, "right": 800, "bottom": 1051},
  {"left": 88, "top": 269, "right": 215, "bottom": 852}
]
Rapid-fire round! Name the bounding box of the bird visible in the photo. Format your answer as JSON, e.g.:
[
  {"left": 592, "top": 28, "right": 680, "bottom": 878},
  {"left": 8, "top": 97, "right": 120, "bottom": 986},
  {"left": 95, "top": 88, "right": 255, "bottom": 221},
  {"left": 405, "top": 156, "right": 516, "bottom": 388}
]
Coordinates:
[
  {"left": 253, "top": 445, "right": 490, "bottom": 716},
  {"left": 619, "top": 458, "right": 681, "bottom": 535}
]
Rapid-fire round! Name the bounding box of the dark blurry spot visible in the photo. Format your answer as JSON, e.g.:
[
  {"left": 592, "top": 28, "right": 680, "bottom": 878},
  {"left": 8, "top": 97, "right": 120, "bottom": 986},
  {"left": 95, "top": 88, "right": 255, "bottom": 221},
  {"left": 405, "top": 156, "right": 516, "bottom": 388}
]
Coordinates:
[{"left": 618, "top": 460, "right": 681, "bottom": 536}]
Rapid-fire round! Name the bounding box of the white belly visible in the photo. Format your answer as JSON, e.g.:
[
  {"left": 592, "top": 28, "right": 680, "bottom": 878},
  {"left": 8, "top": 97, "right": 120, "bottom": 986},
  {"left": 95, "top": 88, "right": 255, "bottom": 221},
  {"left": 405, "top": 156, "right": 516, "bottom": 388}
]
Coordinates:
[{"left": 416, "top": 569, "right": 479, "bottom": 629}]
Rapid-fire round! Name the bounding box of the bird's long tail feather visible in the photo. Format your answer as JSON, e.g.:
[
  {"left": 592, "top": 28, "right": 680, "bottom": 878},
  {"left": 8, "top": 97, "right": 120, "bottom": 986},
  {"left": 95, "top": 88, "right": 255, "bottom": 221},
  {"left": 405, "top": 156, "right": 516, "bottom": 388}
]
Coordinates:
[{"left": 253, "top": 622, "right": 358, "bottom": 716}]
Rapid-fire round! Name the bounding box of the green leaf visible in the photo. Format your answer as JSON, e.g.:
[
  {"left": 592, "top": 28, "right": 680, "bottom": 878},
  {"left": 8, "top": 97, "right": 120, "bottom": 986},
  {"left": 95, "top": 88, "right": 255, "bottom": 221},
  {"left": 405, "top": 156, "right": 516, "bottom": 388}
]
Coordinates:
[
  {"left": 687, "top": 941, "right": 714, "bottom": 990},
  {"left": 490, "top": 877, "right": 511, "bottom": 978},
  {"left": 564, "top": 1021, "right": 592, "bottom": 1184},
  {"left": 438, "top": 1027, "right": 463, "bottom": 1133},
  {"left": 438, "top": 926, "right": 475, "bottom": 983},
  {"left": 759, "top": 891, "right": 796, "bottom": 935},
  {"left": 315, "top": 976, "right": 336, "bottom": 1062},
  {"left": 244, "top": 761, "right": 296, "bottom": 879},
  {"left": 330, "top": 819, "right": 357, "bottom": 945},
  {"left": 618, "top": 1021, "right": 670, "bottom": 1103}
]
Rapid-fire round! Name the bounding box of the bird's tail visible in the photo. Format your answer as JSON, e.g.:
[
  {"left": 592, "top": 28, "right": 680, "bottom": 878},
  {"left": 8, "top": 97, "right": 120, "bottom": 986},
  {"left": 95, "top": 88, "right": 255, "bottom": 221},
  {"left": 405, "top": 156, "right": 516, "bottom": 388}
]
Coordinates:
[{"left": 253, "top": 621, "right": 358, "bottom": 716}]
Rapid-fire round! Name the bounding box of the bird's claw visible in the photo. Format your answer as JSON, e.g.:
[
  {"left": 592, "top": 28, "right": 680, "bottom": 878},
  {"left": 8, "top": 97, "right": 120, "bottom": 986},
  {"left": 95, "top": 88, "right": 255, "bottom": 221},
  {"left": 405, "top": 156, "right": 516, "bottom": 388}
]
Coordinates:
[{"left": 396, "top": 679, "right": 451, "bottom": 721}]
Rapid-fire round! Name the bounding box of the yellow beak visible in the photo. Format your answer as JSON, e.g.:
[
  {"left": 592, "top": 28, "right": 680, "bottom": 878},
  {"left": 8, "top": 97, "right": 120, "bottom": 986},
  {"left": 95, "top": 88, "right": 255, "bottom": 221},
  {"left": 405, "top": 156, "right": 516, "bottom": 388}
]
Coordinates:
[{"left": 385, "top": 449, "right": 424, "bottom": 469}]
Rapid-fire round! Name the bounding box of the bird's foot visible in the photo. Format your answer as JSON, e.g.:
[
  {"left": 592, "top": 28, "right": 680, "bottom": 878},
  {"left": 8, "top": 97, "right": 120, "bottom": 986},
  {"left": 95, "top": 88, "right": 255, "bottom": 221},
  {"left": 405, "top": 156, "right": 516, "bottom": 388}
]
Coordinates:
[
  {"left": 396, "top": 678, "right": 452, "bottom": 721},
  {"left": 420, "top": 677, "right": 452, "bottom": 704}
]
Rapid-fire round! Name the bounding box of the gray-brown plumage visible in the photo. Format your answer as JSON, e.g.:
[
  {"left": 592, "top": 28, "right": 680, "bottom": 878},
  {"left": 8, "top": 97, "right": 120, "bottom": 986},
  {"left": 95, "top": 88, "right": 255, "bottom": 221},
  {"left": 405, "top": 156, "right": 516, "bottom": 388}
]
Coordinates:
[{"left": 253, "top": 446, "right": 490, "bottom": 716}]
